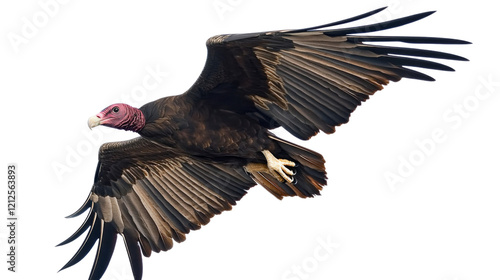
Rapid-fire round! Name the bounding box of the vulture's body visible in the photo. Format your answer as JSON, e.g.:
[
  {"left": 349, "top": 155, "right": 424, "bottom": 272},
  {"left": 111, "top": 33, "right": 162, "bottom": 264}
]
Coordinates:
[
  {"left": 140, "top": 95, "right": 274, "bottom": 161},
  {"left": 59, "top": 8, "right": 469, "bottom": 280}
]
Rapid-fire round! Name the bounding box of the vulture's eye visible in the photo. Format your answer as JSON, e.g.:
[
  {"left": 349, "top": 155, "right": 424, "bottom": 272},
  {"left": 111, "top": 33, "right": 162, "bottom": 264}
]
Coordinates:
[{"left": 112, "top": 106, "right": 119, "bottom": 113}]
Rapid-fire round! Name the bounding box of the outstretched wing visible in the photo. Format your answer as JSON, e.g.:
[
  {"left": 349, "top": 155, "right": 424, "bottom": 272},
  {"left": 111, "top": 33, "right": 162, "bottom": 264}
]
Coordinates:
[
  {"left": 184, "top": 7, "right": 469, "bottom": 140},
  {"left": 58, "top": 137, "right": 255, "bottom": 280}
]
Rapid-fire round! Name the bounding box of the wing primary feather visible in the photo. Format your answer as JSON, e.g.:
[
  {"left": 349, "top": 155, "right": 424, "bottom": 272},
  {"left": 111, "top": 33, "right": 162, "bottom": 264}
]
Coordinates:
[
  {"left": 324, "top": 11, "right": 436, "bottom": 36},
  {"left": 289, "top": 6, "right": 388, "bottom": 33},
  {"left": 121, "top": 232, "right": 143, "bottom": 280},
  {"left": 396, "top": 66, "right": 436, "bottom": 81},
  {"left": 65, "top": 193, "right": 93, "bottom": 218},
  {"left": 57, "top": 202, "right": 95, "bottom": 247},
  {"left": 379, "top": 55, "right": 456, "bottom": 71},
  {"left": 304, "top": 48, "right": 437, "bottom": 81},
  {"left": 348, "top": 35, "right": 471, "bottom": 45},
  {"left": 88, "top": 219, "right": 118, "bottom": 280},
  {"left": 356, "top": 44, "right": 469, "bottom": 61},
  {"left": 59, "top": 213, "right": 100, "bottom": 272}
]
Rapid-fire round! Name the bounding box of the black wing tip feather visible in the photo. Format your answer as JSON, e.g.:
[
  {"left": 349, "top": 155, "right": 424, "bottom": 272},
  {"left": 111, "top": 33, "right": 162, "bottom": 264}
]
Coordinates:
[
  {"left": 289, "top": 6, "right": 388, "bottom": 33},
  {"left": 318, "top": 9, "right": 471, "bottom": 48},
  {"left": 58, "top": 212, "right": 100, "bottom": 272},
  {"left": 350, "top": 35, "right": 471, "bottom": 45},
  {"left": 88, "top": 220, "right": 118, "bottom": 280},
  {"left": 122, "top": 232, "right": 144, "bottom": 280},
  {"left": 57, "top": 200, "right": 95, "bottom": 247},
  {"left": 323, "top": 10, "right": 436, "bottom": 37},
  {"left": 58, "top": 214, "right": 125, "bottom": 280},
  {"left": 65, "top": 193, "right": 93, "bottom": 219}
]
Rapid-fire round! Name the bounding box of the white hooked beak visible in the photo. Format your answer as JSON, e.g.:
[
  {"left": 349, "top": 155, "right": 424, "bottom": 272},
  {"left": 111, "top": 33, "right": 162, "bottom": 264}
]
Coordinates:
[{"left": 87, "top": 115, "right": 101, "bottom": 129}]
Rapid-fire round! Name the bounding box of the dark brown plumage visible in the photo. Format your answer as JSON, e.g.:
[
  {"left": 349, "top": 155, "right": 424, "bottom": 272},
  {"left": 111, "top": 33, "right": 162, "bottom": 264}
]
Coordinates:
[{"left": 59, "top": 7, "right": 469, "bottom": 280}]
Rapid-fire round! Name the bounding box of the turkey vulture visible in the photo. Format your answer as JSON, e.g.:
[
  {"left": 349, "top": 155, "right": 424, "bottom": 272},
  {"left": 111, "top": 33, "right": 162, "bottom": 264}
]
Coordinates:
[{"left": 58, "top": 7, "right": 469, "bottom": 280}]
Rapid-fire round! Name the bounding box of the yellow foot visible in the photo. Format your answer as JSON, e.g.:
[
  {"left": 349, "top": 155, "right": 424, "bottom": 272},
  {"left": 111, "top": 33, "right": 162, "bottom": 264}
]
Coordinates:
[{"left": 262, "top": 150, "right": 296, "bottom": 183}]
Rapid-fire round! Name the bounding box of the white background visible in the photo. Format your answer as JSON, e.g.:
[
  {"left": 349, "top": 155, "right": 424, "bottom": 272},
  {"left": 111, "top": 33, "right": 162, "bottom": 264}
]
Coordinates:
[{"left": 1, "top": 0, "right": 498, "bottom": 280}]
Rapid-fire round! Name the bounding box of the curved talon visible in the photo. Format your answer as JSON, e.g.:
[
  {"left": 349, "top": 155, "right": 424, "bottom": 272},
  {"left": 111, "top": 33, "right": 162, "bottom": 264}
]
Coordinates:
[{"left": 262, "top": 150, "right": 296, "bottom": 183}]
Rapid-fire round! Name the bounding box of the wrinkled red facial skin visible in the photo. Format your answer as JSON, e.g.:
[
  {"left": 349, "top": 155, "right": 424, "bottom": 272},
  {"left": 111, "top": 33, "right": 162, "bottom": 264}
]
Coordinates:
[
  {"left": 96, "top": 103, "right": 145, "bottom": 132},
  {"left": 97, "top": 103, "right": 129, "bottom": 127}
]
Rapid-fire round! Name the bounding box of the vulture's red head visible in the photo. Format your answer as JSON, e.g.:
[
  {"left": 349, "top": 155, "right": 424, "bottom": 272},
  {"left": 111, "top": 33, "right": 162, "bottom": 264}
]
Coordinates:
[{"left": 88, "top": 103, "right": 145, "bottom": 132}]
